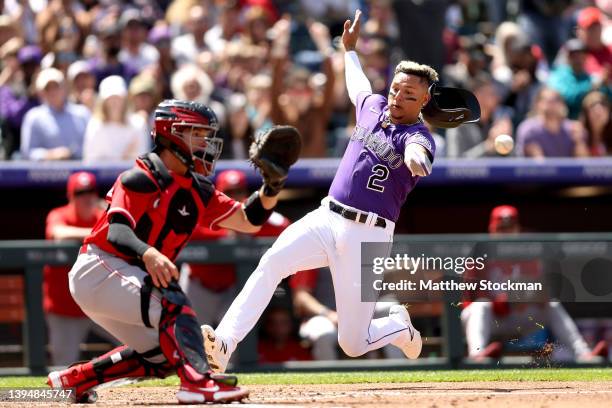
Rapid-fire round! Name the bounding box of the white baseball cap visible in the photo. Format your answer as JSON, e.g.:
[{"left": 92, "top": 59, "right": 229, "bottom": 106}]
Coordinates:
[
  {"left": 98, "top": 75, "right": 127, "bottom": 100},
  {"left": 35, "top": 67, "right": 65, "bottom": 92},
  {"left": 67, "top": 60, "right": 92, "bottom": 82}
]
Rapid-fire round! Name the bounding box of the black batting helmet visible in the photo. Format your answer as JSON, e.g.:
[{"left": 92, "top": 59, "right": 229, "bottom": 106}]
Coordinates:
[{"left": 422, "top": 84, "right": 481, "bottom": 129}]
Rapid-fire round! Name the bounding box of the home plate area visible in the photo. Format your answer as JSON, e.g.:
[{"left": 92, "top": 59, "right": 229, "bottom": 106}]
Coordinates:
[{"left": 6, "top": 381, "right": 608, "bottom": 408}]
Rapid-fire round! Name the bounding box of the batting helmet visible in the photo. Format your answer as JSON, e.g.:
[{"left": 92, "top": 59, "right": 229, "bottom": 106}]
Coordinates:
[
  {"left": 422, "top": 84, "right": 481, "bottom": 129},
  {"left": 154, "top": 99, "right": 222, "bottom": 175}
]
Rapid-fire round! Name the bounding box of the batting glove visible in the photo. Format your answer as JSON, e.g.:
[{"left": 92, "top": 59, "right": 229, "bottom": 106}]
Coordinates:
[{"left": 404, "top": 143, "right": 432, "bottom": 177}]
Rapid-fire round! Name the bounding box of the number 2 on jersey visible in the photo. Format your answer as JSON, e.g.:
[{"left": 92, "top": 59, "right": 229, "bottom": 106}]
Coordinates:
[{"left": 367, "top": 164, "right": 389, "bottom": 192}]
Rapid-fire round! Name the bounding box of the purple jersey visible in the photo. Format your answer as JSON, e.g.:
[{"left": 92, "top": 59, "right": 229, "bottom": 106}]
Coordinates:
[{"left": 329, "top": 92, "right": 435, "bottom": 222}]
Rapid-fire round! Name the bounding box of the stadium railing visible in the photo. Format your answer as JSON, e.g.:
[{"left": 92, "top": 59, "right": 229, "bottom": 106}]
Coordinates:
[{"left": 3, "top": 157, "right": 612, "bottom": 188}]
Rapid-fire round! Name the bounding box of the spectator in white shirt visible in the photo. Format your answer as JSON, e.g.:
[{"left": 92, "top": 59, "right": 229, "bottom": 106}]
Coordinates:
[
  {"left": 20, "top": 68, "right": 90, "bottom": 160},
  {"left": 82, "top": 75, "right": 148, "bottom": 162}
]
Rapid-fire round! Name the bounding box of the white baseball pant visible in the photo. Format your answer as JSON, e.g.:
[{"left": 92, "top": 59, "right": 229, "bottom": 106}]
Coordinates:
[{"left": 216, "top": 197, "right": 411, "bottom": 357}]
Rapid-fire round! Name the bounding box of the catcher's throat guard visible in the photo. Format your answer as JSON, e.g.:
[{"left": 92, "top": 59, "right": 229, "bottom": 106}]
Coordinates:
[{"left": 422, "top": 84, "right": 481, "bottom": 129}]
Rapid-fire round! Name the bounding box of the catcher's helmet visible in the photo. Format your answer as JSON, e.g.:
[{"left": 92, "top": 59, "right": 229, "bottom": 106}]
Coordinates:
[
  {"left": 154, "top": 99, "right": 222, "bottom": 175},
  {"left": 422, "top": 84, "right": 481, "bottom": 129}
]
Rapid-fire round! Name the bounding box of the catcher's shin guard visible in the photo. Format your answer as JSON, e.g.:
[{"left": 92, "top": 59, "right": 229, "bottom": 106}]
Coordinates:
[
  {"left": 47, "top": 345, "right": 172, "bottom": 402},
  {"left": 157, "top": 281, "right": 210, "bottom": 382}
]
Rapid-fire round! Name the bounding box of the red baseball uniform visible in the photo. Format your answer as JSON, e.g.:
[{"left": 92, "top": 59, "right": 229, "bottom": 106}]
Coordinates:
[
  {"left": 43, "top": 204, "right": 103, "bottom": 317},
  {"left": 85, "top": 157, "right": 240, "bottom": 263}
]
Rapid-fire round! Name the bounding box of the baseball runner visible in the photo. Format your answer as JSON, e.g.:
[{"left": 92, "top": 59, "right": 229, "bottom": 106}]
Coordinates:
[
  {"left": 46, "top": 100, "right": 300, "bottom": 404},
  {"left": 202, "top": 10, "right": 480, "bottom": 372}
]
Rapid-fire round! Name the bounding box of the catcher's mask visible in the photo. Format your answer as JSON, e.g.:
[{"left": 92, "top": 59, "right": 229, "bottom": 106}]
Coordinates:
[
  {"left": 422, "top": 84, "right": 481, "bottom": 129},
  {"left": 153, "top": 99, "right": 223, "bottom": 176}
]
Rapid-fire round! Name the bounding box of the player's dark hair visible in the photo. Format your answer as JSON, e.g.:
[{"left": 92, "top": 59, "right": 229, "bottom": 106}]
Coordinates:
[{"left": 394, "top": 61, "right": 439, "bottom": 85}]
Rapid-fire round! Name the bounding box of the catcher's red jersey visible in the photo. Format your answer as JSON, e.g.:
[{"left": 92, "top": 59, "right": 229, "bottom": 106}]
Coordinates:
[{"left": 85, "top": 156, "right": 239, "bottom": 262}]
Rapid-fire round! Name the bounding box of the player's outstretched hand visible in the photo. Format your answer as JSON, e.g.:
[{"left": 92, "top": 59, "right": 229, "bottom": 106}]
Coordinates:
[
  {"left": 342, "top": 9, "right": 362, "bottom": 52},
  {"left": 142, "top": 247, "right": 179, "bottom": 288},
  {"left": 405, "top": 143, "right": 433, "bottom": 177}
]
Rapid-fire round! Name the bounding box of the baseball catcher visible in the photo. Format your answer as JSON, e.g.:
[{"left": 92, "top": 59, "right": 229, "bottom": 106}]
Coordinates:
[{"left": 47, "top": 99, "right": 300, "bottom": 403}]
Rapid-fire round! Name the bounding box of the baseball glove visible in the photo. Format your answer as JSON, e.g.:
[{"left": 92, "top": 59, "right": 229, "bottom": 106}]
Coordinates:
[{"left": 249, "top": 125, "right": 302, "bottom": 196}]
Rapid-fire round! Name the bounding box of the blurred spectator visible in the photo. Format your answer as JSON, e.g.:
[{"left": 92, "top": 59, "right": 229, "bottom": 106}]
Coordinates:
[
  {"left": 43, "top": 38, "right": 80, "bottom": 74},
  {"left": 576, "top": 6, "right": 612, "bottom": 80},
  {"left": 548, "top": 39, "right": 597, "bottom": 119},
  {"left": 0, "top": 44, "right": 41, "bottom": 159},
  {"left": 3, "top": 0, "right": 40, "bottom": 44},
  {"left": 269, "top": 16, "right": 335, "bottom": 157},
  {"left": 20, "top": 67, "right": 90, "bottom": 160},
  {"left": 517, "top": 0, "right": 573, "bottom": 64},
  {"left": 516, "top": 87, "right": 589, "bottom": 157},
  {"left": 580, "top": 90, "right": 612, "bottom": 156},
  {"left": 443, "top": 35, "right": 490, "bottom": 90},
  {"left": 359, "top": 38, "right": 392, "bottom": 95},
  {"left": 184, "top": 170, "right": 293, "bottom": 327},
  {"left": 461, "top": 205, "right": 607, "bottom": 361},
  {"left": 171, "top": 64, "right": 226, "bottom": 126},
  {"left": 90, "top": 22, "right": 138, "bottom": 86},
  {"left": 362, "top": 0, "right": 399, "bottom": 42},
  {"left": 83, "top": 75, "right": 148, "bottom": 162},
  {"left": 35, "top": 0, "right": 90, "bottom": 55},
  {"left": 147, "top": 25, "right": 177, "bottom": 100},
  {"left": 204, "top": 1, "right": 242, "bottom": 55},
  {"left": 118, "top": 9, "right": 159, "bottom": 73},
  {"left": 491, "top": 22, "right": 524, "bottom": 86},
  {"left": 258, "top": 306, "right": 311, "bottom": 364},
  {"left": 171, "top": 4, "right": 212, "bottom": 66},
  {"left": 67, "top": 60, "right": 96, "bottom": 111},
  {"left": 502, "top": 36, "right": 546, "bottom": 127},
  {"left": 447, "top": 75, "right": 513, "bottom": 158},
  {"left": 241, "top": 5, "right": 274, "bottom": 48},
  {"left": 43, "top": 171, "right": 109, "bottom": 365},
  {"left": 393, "top": 0, "right": 450, "bottom": 74},
  {"left": 129, "top": 73, "right": 159, "bottom": 137}
]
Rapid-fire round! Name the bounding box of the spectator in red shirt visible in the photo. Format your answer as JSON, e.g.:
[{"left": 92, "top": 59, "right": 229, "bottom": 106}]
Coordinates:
[
  {"left": 44, "top": 172, "right": 109, "bottom": 365},
  {"left": 576, "top": 7, "right": 612, "bottom": 81},
  {"left": 184, "top": 169, "right": 290, "bottom": 328}
]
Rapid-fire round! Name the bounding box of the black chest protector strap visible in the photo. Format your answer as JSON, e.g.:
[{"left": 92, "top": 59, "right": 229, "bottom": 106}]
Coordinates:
[
  {"left": 140, "top": 153, "right": 173, "bottom": 191},
  {"left": 190, "top": 172, "right": 214, "bottom": 207}
]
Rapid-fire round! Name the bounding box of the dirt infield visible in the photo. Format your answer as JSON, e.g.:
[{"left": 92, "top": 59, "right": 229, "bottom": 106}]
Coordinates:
[{"left": 3, "top": 381, "right": 611, "bottom": 407}]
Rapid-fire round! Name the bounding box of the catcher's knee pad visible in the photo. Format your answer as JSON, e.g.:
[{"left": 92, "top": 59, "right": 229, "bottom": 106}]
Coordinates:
[{"left": 157, "top": 281, "right": 209, "bottom": 382}]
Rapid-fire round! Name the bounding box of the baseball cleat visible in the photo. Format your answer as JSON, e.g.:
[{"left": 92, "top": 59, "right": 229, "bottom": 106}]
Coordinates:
[
  {"left": 389, "top": 304, "right": 422, "bottom": 359},
  {"left": 47, "top": 364, "right": 98, "bottom": 403},
  {"left": 176, "top": 373, "right": 249, "bottom": 404},
  {"left": 201, "top": 324, "right": 230, "bottom": 373}
]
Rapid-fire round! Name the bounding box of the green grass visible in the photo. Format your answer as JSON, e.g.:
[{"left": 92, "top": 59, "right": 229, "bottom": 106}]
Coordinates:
[{"left": 2, "top": 368, "right": 612, "bottom": 388}]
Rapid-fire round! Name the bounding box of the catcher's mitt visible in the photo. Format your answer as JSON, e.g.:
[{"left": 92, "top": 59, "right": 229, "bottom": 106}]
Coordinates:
[{"left": 249, "top": 125, "right": 302, "bottom": 196}]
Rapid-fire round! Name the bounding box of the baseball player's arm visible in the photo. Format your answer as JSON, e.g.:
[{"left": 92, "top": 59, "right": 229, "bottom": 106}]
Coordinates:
[
  {"left": 342, "top": 9, "right": 371, "bottom": 106},
  {"left": 217, "top": 186, "right": 278, "bottom": 233},
  {"left": 107, "top": 214, "right": 178, "bottom": 288},
  {"left": 404, "top": 144, "right": 432, "bottom": 177}
]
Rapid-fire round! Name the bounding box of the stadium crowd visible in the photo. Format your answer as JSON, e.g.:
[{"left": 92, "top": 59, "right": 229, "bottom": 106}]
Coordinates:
[{"left": 0, "top": 0, "right": 610, "bottom": 161}]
